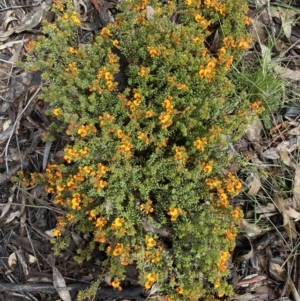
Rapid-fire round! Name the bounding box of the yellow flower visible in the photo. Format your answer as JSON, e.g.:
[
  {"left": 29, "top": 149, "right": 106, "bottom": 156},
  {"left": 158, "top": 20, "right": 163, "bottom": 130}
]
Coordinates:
[
  {"left": 53, "top": 108, "right": 62, "bottom": 116},
  {"left": 194, "top": 138, "right": 205, "bottom": 151},
  {"left": 120, "top": 143, "right": 132, "bottom": 152},
  {"left": 111, "top": 217, "right": 124, "bottom": 230},
  {"left": 159, "top": 112, "right": 171, "bottom": 124},
  {"left": 112, "top": 40, "right": 119, "bottom": 47},
  {"left": 176, "top": 287, "right": 184, "bottom": 295},
  {"left": 144, "top": 280, "right": 153, "bottom": 290},
  {"left": 78, "top": 126, "right": 88, "bottom": 137},
  {"left": 238, "top": 40, "right": 249, "bottom": 50},
  {"left": 57, "top": 184, "right": 64, "bottom": 192},
  {"left": 146, "top": 236, "right": 156, "bottom": 248},
  {"left": 203, "top": 164, "right": 212, "bottom": 173},
  {"left": 137, "top": 131, "right": 144, "bottom": 140},
  {"left": 146, "top": 273, "right": 157, "bottom": 282},
  {"left": 52, "top": 228, "right": 61, "bottom": 237},
  {"left": 147, "top": 46, "right": 160, "bottom": 57},
  {"left": 138, "top": 66, "right": 149, "bottom": 77},
  {"left": 98, "top": 163, "right": 109, "bottom": 174},
  {"left": 113, "top": 243, "right": 124, "bottom": 256},
  {"left": 104, "top": 72, "right": 113, "bottom": 81},
  {"left": 167, "top": 76, "right": 173, "bottom": 83},
  {"left": 145, "top": 111, "right": 153, "bottom": 118},
  {"left": 111, "top": 278, "right": 120, "bottom": 289},
  {"left": 79, "top": 146, "right": 88, "bottom": 155},
  {"left": 176, "top": 83, "right": 188, "bottom": 90},
  {"left": 168, "top": 207, "right": 182, "bottom": 221},
  {"left": 69, "top": 47, "right": 78, "bottom": 54}
]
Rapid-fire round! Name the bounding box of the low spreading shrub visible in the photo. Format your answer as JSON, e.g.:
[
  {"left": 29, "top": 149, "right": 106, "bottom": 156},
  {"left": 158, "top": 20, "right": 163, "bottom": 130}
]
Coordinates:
[{"left": 21, "top": 0, "right": 261, "bottom": 299}]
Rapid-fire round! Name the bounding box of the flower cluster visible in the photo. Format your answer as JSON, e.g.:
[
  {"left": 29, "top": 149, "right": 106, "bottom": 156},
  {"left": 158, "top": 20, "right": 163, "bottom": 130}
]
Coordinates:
[
  {"left": 61, "top": 11, "right": 80, "bottom": 25},
  {"left": 249, "top": 100, "right": 265, "bottom": 114},
  {"left": 65, "top": 62, "right": 78, "bottom": 74},
  {"left": 145, "top": 273, "right": 157, "bottom": 290},
  {"left": 199, "top": 58, "right": 217, "bottom": 80}
]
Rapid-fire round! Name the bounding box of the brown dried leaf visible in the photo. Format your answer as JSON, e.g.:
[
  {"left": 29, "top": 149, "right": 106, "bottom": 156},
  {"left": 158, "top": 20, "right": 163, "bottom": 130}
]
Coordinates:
[
  {"left": 277, "top": 140, "right": 298, "bottom": 153},
  {"left": 90, "top": 0, "right": 101, "bottom": 13},
  {"left": 279, "top": 150, "right": 296, "bottom": 168},
  {"left": 288, "top": 276, "right": 300, "bottom": 301},
  {"left": 274, "top": 195, "right": 298, "bottom": 239},
  {"left": 269, "top": 262, "right": 286, "bottom": 282},
  {"left": 237, "top": 274, "right": 267, "bottom": 287},
  {"left": 287, "top": 126, "right": 300, "bottom": 135},
  {"left": 293, "top": 164, "right": 300, "bottom": 209},
  {"left": 275, "top": 195, "right": 300, "bottom": 220},
  {"left": 273, "top": 64, "right": 300, "bottom": 81}
]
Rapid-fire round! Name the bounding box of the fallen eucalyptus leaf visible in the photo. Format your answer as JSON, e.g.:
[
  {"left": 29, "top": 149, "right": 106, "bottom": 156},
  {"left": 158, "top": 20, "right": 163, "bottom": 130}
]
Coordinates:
[
  {"left": 293, "top": 164, "right": 300, "bottom": 209},
  {"left": 279, "top": 150, "right": 296, "bottom": 168},
  {"left": 15, "top": 9, "right": 43, "bottom": 33},
  {"left": 246, "top": 173, "right": 261, "bottom": 196},
  {"left": 245, "top": 117, "right": 263, "bottom": 141},
  {"left": 261, "top": 148, "right": 280, "bottom": 159},
  {"left": 7, "top": 252, "right": 17, "bottom": 273},
  {"left": 53, "top": 266, "right": 72, "bottom": 301},
  {"left": 274, "top": 195, "right": 300, "bottom": 220}
]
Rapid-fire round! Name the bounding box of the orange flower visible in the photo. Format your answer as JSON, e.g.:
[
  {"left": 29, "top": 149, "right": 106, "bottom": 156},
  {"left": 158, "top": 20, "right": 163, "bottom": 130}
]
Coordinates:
[
  {"left": 100, "top": 27, "right": 112, "bottom": 37},
  {"left": 140, "top": 199, "right": 154, "bottom": 214},
  {"left": 95, "top": 217, "right": 107, "bottom": 228},
  {"left": 231, "top": 208, "right": 242, "bottom": 220},
  {"left": 244, "top": 16, "right": 251, "bottom": 25}
]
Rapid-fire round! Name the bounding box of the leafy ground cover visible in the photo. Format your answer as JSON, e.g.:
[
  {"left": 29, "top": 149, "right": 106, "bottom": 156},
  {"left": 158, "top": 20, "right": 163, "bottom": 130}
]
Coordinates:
[{"left": 0, "top": 0, "right": 300, "bottom": 301}]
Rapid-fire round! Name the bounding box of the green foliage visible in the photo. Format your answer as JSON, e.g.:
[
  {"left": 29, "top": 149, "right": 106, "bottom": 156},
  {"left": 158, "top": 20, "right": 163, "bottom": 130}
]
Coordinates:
[{"left": 23, "top": 0, "right": 253, "bottom": 299}]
